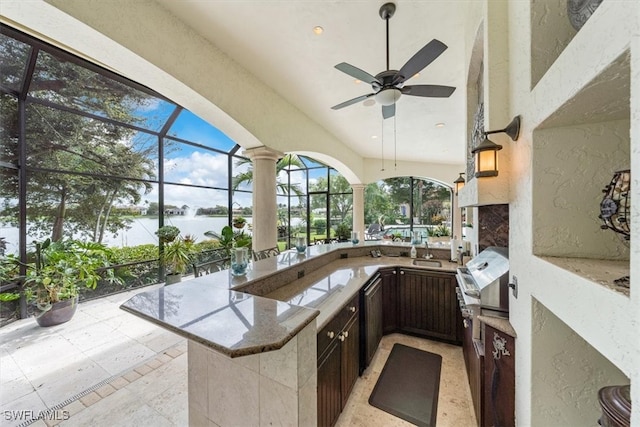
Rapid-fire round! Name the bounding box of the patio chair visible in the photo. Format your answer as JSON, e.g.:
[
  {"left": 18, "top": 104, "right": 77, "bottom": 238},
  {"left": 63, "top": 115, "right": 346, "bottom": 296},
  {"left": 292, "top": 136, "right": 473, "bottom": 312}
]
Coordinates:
[
  {"left": 193, "top": 257, "right": 230, "bottom": 277},
  {"left": 252, "top": 246, "right": 280, "bottom": 261},
  {"left": 365, "top": 223, "right": 381, "bottom": 240}
]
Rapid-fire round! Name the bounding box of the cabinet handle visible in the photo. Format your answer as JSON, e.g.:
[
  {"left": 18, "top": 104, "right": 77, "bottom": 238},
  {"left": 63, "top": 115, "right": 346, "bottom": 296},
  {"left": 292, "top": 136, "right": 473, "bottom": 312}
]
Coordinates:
[
  {"left": 343, "top": 331, "right": 349, "bottom": 338},
  {"left": 463, "top": 319, "right": 469, "bottom": 329},
  {"left": 327, "top": 331, "right": 335, "bottom": 339},
  {"left": 393, "top": 270, "right": 397, "bottom": 275},
  {"left": 400, "top": 271, "right": 405, "bottom": 275},
  {"left": 338, "top": 333, "right": 345, "bottom": 342},
  {"left": 349, "top": 306, "right": 356, "bottom": 313}
]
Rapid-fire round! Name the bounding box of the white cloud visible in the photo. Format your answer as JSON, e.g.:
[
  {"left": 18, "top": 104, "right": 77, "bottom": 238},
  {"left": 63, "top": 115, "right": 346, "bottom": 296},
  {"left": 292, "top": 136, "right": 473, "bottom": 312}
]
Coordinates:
[{"left": 164, "top": 151, "right": 228, "bottom": 187}]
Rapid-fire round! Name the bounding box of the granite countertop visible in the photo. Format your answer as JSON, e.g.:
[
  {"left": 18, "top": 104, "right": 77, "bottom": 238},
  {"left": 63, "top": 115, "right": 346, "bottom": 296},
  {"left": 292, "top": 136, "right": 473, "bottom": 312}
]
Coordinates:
[
  {"left": 120, "top": 241, "right": 459, "bottom": 357},
  {"left": 478, "top": 314, "right": 517, "bottom": 338}
]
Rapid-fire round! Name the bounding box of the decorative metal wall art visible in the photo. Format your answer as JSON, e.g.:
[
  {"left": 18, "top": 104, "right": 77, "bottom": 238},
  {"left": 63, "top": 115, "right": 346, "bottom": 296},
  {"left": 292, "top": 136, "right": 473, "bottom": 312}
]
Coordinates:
[
  {"left": 567, "top": 0, "right": 604, "bottom": 31},
  {"left": 599, "top": 169, "right": 630, "bottom": 240}
]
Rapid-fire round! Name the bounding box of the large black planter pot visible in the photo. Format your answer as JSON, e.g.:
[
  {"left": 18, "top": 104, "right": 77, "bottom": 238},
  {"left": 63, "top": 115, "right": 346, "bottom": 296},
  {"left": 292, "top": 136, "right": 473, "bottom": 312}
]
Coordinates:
[{"left": 35, "top": 298, "right": 78, "bottom": 327}]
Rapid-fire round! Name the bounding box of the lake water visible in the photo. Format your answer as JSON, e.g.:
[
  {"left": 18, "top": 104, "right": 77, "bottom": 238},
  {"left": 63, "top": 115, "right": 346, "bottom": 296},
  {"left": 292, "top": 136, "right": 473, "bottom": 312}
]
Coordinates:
[{"left": 0, "top": 216, "right": 252, "bottom": 253}]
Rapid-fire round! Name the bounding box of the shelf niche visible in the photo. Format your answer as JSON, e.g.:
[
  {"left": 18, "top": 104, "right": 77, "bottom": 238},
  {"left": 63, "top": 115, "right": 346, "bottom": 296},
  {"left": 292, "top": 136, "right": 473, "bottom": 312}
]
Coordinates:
[
  {"left": 531, "top": 298, "right": 629, "bottom": 427},
  {"left": 530, "top": 0, "right": 602, "bottom": 89},
  {"left": 532, "top": 50, "right": 630, "bottom": 292}
]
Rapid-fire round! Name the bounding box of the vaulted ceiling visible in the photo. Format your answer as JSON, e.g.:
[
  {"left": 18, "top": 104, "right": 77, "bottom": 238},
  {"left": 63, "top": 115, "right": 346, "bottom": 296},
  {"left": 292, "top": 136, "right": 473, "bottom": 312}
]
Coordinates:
[{"left": 154, "top": 0, "right": 475, "bottom": 167}]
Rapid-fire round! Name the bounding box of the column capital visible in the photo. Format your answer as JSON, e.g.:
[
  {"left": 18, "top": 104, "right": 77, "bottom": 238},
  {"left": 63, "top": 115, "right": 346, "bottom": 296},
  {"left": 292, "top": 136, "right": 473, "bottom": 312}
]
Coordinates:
[
  {"left": 351, "top": 184, "right": 365, "bottom": 191},
  {"left": 242, "top": 146, "right": 283, "bottom": 161}
]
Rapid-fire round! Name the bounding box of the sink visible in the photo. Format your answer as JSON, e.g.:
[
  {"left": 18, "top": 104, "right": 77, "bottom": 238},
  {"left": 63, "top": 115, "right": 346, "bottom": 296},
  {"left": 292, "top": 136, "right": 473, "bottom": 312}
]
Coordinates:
[{"left": 412, "top": 259, "right": 442, "bottom": 268}]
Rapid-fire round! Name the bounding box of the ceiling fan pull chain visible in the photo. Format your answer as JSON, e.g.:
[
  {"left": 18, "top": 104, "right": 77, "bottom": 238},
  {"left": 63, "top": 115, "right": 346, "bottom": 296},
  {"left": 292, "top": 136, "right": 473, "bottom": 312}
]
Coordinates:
[
  {"left": 394, "top": 111, "right": 397, "bottom": 170},
  {"left": 380, "top": 118, "right": 385, "bottom": 172}
]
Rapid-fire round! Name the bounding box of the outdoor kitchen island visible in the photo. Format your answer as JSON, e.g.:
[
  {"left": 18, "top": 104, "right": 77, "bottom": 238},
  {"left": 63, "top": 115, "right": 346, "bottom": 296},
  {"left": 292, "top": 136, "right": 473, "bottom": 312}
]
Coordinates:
[{"left": 120, "top": 242, "right": 458, "bottom": 426}]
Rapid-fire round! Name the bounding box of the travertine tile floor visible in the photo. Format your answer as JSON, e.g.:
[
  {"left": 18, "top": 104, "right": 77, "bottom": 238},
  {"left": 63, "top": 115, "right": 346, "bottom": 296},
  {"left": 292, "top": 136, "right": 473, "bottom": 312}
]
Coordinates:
[{"left": 1, "top": 286, "right": 476, "bottom": 427}]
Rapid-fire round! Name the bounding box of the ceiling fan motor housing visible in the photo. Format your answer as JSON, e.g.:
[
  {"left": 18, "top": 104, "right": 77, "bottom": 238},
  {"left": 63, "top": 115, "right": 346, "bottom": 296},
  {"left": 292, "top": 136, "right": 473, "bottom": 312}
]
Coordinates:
[{"left": 379, "top": 3, "right": 396, "bottom": 20}]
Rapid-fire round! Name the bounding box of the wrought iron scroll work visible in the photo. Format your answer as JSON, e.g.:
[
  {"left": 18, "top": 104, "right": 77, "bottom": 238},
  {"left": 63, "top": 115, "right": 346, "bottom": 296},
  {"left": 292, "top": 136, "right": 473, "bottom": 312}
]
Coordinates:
[{"left": 492, "top": 331, "right": 511, "bottom": 359}]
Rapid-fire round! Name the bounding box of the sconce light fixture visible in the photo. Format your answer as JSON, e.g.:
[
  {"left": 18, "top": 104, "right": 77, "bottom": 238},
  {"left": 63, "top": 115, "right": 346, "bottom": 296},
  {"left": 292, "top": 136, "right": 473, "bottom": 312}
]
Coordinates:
[
  {"left": 453, "top": 173, "right": 465, "bottom": 195},
  {"left": 472, "top": 115, "right": 521, "bottom": 178}
]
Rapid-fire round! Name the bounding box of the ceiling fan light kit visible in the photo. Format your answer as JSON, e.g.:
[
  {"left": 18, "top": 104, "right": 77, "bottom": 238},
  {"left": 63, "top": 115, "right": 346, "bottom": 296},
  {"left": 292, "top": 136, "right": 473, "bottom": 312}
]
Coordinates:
[
  {"left": 331, "top": 2, "right": 456, "bottom": 119},
  {"left": 375, "top": 88, "right": 402, "bottom": 106}
]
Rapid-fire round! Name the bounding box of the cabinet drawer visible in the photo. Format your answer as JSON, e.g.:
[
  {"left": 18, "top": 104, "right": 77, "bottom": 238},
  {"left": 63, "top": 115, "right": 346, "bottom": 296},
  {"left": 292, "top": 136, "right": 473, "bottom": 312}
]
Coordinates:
[{"left": 317, "top": 294, "right": 359, "bottom": 359}]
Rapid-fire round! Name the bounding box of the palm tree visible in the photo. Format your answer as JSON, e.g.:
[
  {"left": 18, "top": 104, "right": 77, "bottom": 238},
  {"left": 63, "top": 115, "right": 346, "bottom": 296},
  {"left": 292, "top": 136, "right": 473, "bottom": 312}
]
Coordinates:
[{"left": 232, "top": 153, "right": 305, "bottom": 197}]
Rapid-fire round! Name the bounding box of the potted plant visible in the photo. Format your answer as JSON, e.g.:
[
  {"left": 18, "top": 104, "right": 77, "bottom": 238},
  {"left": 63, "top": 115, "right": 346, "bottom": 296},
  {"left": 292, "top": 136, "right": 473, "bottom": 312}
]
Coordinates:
[
  {"left": 155, "top": 225, "right": 181, "bottom": 244},
  {"left": 162, "top": 236, "right": 195, "bottom": 285},
  {"left": 232, "top": 216, "right": 247, "bottom": 229},
  {"left": 24, "top": 239, "right": 123, "bottom": 327}
]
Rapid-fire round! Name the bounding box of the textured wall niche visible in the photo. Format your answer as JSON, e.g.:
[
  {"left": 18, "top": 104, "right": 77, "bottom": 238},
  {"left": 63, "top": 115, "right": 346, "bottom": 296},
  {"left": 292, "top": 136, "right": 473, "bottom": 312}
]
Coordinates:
[
  {"left": 530, "top": 0, "right": 577, "bottom": 89},
  {"left": 532, "top": 120, "right": 630, "bottom": 259},
  {"left": 531, "top": 50, "right": 630, "bottom": 260},
  {"left": 531, "top": 298, "right": 628, "bottom": 427}
]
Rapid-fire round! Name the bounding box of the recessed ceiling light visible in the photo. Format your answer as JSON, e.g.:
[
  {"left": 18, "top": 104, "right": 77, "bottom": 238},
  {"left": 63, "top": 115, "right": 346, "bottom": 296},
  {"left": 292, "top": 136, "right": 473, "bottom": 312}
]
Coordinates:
[
  {"left": 414, "top": 72, "right": 420, "bottom": 78},
  {"left": 354, "top": 79, "right": 361, "bottom": 84},
  {"left": 313, "top": 26, "right": 324, "bottom": 35},
  {"left": 435, "top": 122, "right": 445, "bottom": 128},
  {"left": 371, "top": 135, "right": 378, "bottom": 139}
]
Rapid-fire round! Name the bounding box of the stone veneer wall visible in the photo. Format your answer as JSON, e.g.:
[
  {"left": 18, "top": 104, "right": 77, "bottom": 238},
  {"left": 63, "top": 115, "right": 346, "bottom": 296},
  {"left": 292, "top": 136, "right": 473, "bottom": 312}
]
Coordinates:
[
  {"left": 188, "top": 321, "right": 317, "bottom": 426},
  {"left": 477, "top": 204, "right": 509, "bottom": 252}
]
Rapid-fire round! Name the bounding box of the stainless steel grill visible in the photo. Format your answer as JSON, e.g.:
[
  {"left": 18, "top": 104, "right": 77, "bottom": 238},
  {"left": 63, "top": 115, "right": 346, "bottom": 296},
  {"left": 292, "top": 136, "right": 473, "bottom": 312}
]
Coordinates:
[{"left": 456, "top": 246, "right": 509, "bottom": 339}]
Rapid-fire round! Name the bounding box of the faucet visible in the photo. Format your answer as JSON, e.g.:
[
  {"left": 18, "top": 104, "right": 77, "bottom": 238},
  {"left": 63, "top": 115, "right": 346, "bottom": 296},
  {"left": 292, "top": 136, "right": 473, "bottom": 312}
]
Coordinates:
[{"left": 424, "top": 239, "right": 432, "bottom": 259}]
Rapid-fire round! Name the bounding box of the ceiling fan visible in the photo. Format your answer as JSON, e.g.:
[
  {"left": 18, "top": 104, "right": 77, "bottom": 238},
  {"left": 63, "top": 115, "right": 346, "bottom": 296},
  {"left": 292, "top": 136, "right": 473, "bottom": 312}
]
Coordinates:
[{"left": 331, "top": 2, "right": 456, "bottom": 119}]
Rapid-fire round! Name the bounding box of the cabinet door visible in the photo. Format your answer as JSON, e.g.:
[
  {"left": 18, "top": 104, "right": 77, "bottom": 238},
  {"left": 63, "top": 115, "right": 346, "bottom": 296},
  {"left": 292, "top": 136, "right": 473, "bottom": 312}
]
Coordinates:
[
  {"left": 380, "top": 268, "right": 398, "bottom": 333},
  {"left": 398, "top": 269, "right": 459, "bottom": 342},
  {"left": 317, "top": 339, "right": 341, "bottom": 427},
  {"left": 340, "top": 314, "right": 360, "bottom": 408},
  {"left": 462, "top": 317, "right": 484, "bottom": 426},
  {"left": 483, "top": 325, "right": 515, "bottom": 427},
  {"left": 364, "top": 277, "right": 383, "bottom": 366}
]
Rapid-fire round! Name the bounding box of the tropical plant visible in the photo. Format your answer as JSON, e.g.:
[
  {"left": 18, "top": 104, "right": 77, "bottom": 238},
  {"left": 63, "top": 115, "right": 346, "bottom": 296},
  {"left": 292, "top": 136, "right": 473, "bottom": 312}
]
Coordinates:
[
  {"left": 162, "top": 237, "right": 195, "bottom": 275},
  {"left": 334, "top": 223, "right": 351, "bottom": 241},
  {"left": 232, "top": 216, "right": 247, "bottom": 229},
  {"left": 207, "top": 225, "right": 252, "bottom": 256},
  {"left": 232, "top": 154, "right": 305, "bottom": 197},
  {"left": 24, "top": 239, "right": 124, "bottom": 312},
  {"left": 0, "top": 254, "right": 21, "bottom": 285},
  {"left": 429, "top": 224, "right": 452, "bottom": 237},
  {"left": 155, "top": 225, "right": 181, "bottom": 243}
]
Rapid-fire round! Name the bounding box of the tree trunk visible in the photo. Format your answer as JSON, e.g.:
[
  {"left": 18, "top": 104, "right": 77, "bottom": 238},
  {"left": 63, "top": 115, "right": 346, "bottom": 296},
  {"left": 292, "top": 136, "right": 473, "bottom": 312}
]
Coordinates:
[
  {"left": 51, "top": 186, "right": 67, "bottom": 242},
  {"left": 98, "top": 187, "right": 119, "bottom": 243}
]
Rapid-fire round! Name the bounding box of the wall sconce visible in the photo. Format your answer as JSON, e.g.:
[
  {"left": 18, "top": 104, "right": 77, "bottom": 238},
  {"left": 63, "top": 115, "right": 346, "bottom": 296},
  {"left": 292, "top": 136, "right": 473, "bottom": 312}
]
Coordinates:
[
  {"left": 472, "top": 115, "right": 521, "bottom": 178},
  {"left": 453, "top": 173, "right": 465, "bottom": 195}
]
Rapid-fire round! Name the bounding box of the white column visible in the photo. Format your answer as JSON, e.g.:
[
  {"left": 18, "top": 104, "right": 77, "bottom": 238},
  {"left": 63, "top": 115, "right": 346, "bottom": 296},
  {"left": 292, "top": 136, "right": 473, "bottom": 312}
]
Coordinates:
[
  {"left": 243, "top": 146, "right": 282, "bottom": 252},
  {"left": 452, "top": 191, "right": 462, "bottom": 241},
  {"left": 351, "top": 184, "right": 365, "bottom": 242}
]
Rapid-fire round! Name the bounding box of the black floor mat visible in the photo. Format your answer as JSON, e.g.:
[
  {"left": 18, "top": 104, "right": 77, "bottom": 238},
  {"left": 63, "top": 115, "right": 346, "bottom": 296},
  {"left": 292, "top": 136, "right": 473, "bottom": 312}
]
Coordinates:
[{"left": 368, "top": 343, "right": 442, "bottom": 427}]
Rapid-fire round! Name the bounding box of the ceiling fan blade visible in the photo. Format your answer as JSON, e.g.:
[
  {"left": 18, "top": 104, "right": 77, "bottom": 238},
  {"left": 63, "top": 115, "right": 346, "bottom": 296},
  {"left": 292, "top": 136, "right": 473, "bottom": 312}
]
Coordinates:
[
  {"left": 392, "top": 39, "right": 448, "bottom": 85},
  {"left": 335, "top": 63, "right": 381, "bottom": 85},
  {"left": 331, "top": 93, "right": 375, "bottom": 110},
  {"left": 382, "top": 103, "right": 395, "bottom": 119},
  {"left": 401, "top": 84, "right": 456, "bottom": 98}
]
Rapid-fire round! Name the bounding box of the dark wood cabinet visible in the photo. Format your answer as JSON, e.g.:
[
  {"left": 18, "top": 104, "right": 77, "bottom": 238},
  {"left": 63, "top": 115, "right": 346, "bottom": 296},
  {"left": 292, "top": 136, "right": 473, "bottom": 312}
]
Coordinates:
[
  {"left": 340, "top": 314, "right": 360, "bottom": 407},
  {"left": 462, "top": 318, "right": 485, "bottom": 427},
  {"left": 380, "top": 267, "right": 398, "bottom": 334},
  {"left": 363, "top": 275, "right": 383, "bottom": 367},
  {"left": 317, "top": 339, "right": 341, "bottom": 427},
  {"left": 483, "top": 324, "right": 515, "bottom": 427},
  {"left": 397, "top": 268, "right": 462, "bottom": 344},
  {"left": 317, "top": 294, "right": 360, "bottom": 427}
]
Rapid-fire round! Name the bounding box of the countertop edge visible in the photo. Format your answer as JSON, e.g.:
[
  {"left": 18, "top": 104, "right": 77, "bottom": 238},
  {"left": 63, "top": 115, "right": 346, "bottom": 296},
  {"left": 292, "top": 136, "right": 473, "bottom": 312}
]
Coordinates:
[{"left": 478, "top": 314, "right": 516, "bottom": 338}]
